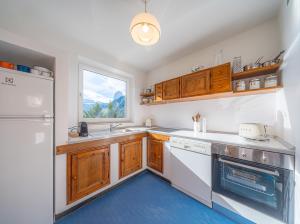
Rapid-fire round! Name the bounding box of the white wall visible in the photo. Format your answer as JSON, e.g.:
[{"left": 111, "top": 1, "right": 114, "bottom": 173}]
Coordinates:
[
  {"left": 146, "top": 19, "right": 281, "bottom": 133},
  {"left": 0, "top": 27, "right": 148, "bottom": 214},
  {"left": 278, "top": 0, "right": 300, "bottom": 223}
]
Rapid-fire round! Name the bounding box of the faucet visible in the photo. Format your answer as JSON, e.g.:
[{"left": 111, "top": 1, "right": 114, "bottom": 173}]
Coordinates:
[{"left": 109, "top": 123, "right": 122, "bottom": 132}]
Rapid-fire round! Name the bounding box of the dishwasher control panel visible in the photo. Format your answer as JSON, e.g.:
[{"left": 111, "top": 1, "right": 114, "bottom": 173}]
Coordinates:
[{"left": 170, "top": 137, "right": 212, "bottom": 155}]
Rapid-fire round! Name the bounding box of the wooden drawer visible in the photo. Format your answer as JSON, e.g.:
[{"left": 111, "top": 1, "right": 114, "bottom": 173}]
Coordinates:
[
  {"left": 210, "top": 63, "right": 232, "bottom": 93},
  {"left": 163, "top": 77, "right": 181, "bottom": 100},
  {"left": 181, "top": 70, "right": 210, "bottom": 97},
  {"left": 148, "top": 133, "right": 170, "bottom": 141}
]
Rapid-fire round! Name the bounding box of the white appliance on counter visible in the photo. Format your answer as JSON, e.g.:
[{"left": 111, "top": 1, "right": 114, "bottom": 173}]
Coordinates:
[
  {"left": 239, "top": 123, "right": 267, "bottom": 140},
  {"left": 170, "top": 137, "right": 212, "bottom": 207},
  {"left": 0, "top": 68, "right": 54, "bottom": 224}
]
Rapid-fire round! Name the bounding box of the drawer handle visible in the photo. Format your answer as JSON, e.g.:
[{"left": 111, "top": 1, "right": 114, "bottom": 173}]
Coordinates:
[{"left": 218, "top": 158, "right": 279, "bottom": 176}]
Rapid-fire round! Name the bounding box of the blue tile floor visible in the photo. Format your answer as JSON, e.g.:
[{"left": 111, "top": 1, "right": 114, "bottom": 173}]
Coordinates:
[{"left": 56, "top": 171, "right": 237, "bottom": 224}]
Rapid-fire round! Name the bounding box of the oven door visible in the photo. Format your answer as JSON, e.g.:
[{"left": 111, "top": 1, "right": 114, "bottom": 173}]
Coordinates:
[{"left": 213, "top": 155, "right": 293, "bottom": 223}]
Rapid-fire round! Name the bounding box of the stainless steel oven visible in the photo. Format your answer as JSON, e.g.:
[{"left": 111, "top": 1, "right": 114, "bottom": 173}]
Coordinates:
[{"left": 212, "top": 144, "right": 294, "bottom": 224}]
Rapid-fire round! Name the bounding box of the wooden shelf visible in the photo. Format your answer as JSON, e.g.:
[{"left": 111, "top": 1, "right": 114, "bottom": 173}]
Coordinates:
[
  {"left": 140, "top": 92, "right": 154, "bottom": 97},
  {"left": 141, "top": 86, "right": 282, "bottom": 106},
  {"left": 232, "top": 64, "right": 281, "bottom": 80}
]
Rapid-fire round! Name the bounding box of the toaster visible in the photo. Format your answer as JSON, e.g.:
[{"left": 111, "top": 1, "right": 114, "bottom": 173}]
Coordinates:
[{"left": 239, "top": 123, "right": 267, "bottom": 140}]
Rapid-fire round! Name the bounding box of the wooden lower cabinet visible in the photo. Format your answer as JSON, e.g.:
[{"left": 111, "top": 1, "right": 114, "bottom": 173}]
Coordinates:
[
  {"left": 119, "top": 140, "right": 142, "bottom": 179},
  {"left": 147, "top": 138, "right": 163, "bottom": 173},
  {"left": 67, "top": 146, "right": 110, "bottom": 204}
]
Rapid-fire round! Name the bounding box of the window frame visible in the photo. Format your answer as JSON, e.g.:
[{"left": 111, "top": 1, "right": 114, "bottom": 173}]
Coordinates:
[{"left": 78, "top": 63, "right": 132, "bottom": 123}]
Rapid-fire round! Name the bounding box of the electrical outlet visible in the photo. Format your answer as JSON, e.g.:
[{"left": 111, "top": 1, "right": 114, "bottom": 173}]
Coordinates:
[{"left": 2, "top": 76, "right": 16, "bottom": 86}]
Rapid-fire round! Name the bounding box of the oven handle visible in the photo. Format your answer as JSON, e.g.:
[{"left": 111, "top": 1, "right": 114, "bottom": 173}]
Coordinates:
[{"left": 218, "top": 158, "right": 279, "bottom": 176}]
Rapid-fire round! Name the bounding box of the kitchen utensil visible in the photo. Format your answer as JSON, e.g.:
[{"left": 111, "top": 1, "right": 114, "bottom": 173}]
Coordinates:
[
  {"left": 41, "top": 71, "right": 51, "bottom": 77},
  {"left": 239, "top": 123, "right": 267, "bottom": 140},
  {"left": 272, "top": 50, "right": 285, "bottom": 63},
  {"left": 251, "top": 63, "right": 262, "bottom": 69},
  {"left": 16, "top": 65, "right": 31, "bottom": 73},
  {"left": 255, "top": 56, "right": 263, "bottom": 65},
  {"left": 33, "top": 66, "right": 51, "bottom": 72},
  {"left": 243, "top": 64, "right": 252, "bottom": 71},
  {"left": 30, "top": 68, "right": 42, "bottom": 75},
  {"left": 265, "top": 75, "right": 278, "bottom": 88},
  {"left": 0, "top": 61, "right": 14, "bottom": 69},
  {"left": 193, "top": 121, "right": 200, "bottom": 133},
  {"left": 262, "top": 60, "right": 276, "bottom": 67},
  {"left": 249, "top": 78, "right": 260, "bottom": 90}
]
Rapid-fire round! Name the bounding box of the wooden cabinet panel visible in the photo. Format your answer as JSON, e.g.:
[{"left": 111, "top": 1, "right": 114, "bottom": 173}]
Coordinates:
[
  {"left": 147, "top": 138, "right": 163, "bottom": 173},
  {"left": 155, "top": 83, "right": 163, "bottom": 102},
  {"left": 210, "top": 63, "right": 232, "bottom": 93},
  {"left": 181, "top": 70, "right": 210, "bottom": 97},
  {"left": 67, "top": 146, "right": 110, "bottom": 204},
  {"left": 119, "top": 140, "right": 142, "bottom": 178},
  {"left": 163, "top": 78, "right": 180, "bottom": 100}
]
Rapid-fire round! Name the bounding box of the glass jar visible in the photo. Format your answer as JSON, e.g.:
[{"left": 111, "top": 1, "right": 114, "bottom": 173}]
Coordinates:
[
  {"left": 236, "top": 80, "right": 246, "bottom": 91},
  {"left": 264, "top": 75, "right": 278, "bottom": 88},
  {"left": 249, "top": 78, "right": 261, "bottom": 90}
]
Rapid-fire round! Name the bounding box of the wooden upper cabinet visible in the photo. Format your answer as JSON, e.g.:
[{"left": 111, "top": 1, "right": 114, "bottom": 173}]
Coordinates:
[
  {"left": 119, "top": 140, "right": 142, "bottom": 179},
  {"left": 67, "top": 146, "right": 110, "bottom": 204},
  {"left": 181, "top": 70, "right": 210, "bottom": 97},
  {"left": 163, "top": 78, "right": 181, "bottom": 100},
  {"left": 210, "top": 63, "right": 232, "bottom": 93},
  {"left": 147, "top": 138, "right": 163, "bottom": 173},
  {"left": 155, "top": 83, "right": 163, "bottom": 102}
]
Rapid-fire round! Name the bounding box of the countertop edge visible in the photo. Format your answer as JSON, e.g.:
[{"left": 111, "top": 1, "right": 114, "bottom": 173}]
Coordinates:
[{"left": 62, "top": 128, "right": 295, "bottom": 156}]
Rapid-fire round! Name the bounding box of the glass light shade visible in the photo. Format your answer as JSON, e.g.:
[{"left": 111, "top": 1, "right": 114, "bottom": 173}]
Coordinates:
[{"left": 130, "top": 12, "right": 161, "bottom": 46}]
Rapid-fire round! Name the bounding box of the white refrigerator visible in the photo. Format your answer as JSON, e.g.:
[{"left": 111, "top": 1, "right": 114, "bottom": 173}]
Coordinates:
[{"left": 0, "top": 68, "right": 54, "bottom": 224}]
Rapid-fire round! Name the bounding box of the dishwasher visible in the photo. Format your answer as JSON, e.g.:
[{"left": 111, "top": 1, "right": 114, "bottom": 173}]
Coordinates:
[{"left": 170, "top": 137, "right": 212, "bottom": 207}]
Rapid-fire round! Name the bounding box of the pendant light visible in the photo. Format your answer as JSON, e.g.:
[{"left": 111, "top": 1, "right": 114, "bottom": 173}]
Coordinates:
[{"left": 130, "top": 0, "right": 161, "bottom": 46}]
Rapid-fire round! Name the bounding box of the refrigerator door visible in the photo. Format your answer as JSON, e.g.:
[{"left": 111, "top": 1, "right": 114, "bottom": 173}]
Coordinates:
[
  {"left": 0, "top": 68, "right": 53, "bottom": 117},
  {"left": 0, "top": 118, "right": 53, "bottom": 224}
]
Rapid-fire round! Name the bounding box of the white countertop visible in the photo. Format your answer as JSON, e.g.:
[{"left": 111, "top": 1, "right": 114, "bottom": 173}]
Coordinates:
[
  {"left": 68, "top": 127, "right": 295, "bottom": 155},
  {"left": 148, "top": 129, "right": 295, "bottom": 155}
]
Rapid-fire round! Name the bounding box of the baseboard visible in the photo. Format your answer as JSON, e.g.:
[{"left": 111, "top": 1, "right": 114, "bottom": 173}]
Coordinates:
[
  {"left": 146, "top": 168, "right": 171, "bottom": 184},
  {"left": 55, "top": 170, "right": 148, "bottom": 221}
]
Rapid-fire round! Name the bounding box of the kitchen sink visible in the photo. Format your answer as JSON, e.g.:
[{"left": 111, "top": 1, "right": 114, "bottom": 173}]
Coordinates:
[{"left": 89, "top": 127, "right": 149, "bottom": 138}]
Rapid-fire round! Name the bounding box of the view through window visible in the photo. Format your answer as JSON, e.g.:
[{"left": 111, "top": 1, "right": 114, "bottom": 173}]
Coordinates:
[{"left": 82, "top": 69, "right": 127, "bottom": 119}]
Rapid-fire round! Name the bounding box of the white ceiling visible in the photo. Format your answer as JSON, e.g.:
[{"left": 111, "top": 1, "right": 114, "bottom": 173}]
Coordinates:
[{"left": 0, "top": 0, "right": 281, "bottom": 73}]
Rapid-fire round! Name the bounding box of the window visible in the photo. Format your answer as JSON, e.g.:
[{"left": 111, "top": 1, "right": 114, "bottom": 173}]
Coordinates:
[{"left": 79, "top": 64, "right": 131, "bottom": 123}]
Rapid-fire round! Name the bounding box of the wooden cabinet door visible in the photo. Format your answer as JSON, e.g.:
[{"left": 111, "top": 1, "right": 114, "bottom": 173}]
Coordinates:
[
  {"left": 67, "top": 146, "right": 110, "bottom": 204},
  {"left": 155, "top": 83, "right": 163, "bottom": 102},
  {"left": 210, "top": 63, "right": 232, "bottom": 93},
  {"left": 163, "top": 78, "right": 180, "bottom": 100},
  {"left": 147, "top": 138, "right": 163, "bottom": 173},
  {"left": 119, "top": 140, "right": 142, "bottom": 178},
  {"left": 181, "top": 70, "right": 210, "bottom": 97}
]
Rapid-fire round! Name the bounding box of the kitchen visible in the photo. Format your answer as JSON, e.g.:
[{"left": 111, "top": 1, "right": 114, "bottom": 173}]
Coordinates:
[{"left": 0, "top": 0, "right": 299, "bottom": 224}]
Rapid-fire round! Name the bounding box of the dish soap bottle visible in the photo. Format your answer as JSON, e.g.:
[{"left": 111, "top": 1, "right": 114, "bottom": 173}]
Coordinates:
[{"left": 202, "top": 117, "right": 207, "bottom": 133}]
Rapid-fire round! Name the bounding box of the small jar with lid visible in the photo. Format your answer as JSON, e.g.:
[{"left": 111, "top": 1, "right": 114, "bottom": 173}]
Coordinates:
[
  {"left": 264, "top": 75, "right": 278, "bottom": 88},
  {"left": 236, "top": 80, "right": 246, "bottom": 91},
  {"left": 249, "top": 78, "right": 261, "bottom": 90}
]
